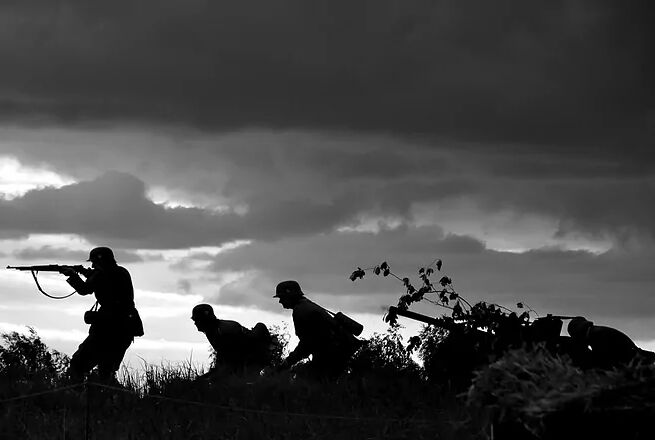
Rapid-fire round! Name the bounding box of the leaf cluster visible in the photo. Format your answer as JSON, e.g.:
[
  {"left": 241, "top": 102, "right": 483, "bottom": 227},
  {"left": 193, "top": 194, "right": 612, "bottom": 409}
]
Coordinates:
[{"left": 350, "top": 258, "right": 533, "bottom": 334}]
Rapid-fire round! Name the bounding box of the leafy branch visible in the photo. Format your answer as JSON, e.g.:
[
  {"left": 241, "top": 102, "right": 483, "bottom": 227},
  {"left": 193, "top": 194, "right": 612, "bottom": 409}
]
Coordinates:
[
  {"left": 350, "top": 259, "right": 471, "bottom": 317},
  {"left": 349, "top": 258, "right": 535, "bottom": 332}
]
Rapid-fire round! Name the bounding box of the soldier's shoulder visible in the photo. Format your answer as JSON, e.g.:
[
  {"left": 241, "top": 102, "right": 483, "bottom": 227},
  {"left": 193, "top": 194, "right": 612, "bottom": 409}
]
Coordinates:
[
  {"left": 294, "top": 299, "right": 329, "bottom": 321},
  {"left": 294, "top": 297, "right": 318, "bottom": 309},
  {"left": 218, "top": 319, "right": 243, "bottom": 330}
]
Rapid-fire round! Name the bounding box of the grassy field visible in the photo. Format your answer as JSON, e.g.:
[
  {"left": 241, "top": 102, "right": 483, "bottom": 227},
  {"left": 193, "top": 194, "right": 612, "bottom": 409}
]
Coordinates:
[
  {"left": 4, "top": 325, "right": 655, "bottom": 439},
  {"left": 0, "top": 328, "right": 488, "bottom": 439},
  {"left": 0, "top": 365, "right": 486, "bottom": 439}
]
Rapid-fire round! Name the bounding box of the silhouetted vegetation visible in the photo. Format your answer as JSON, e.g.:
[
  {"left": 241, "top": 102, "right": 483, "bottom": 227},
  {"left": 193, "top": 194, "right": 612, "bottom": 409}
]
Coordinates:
[
  {"left": 2, "top": 258, "right": 654, "bottom": 438},
  {"left": 0, "top": 328, "right": 69, "bottom": 388},
  {"left": 0, "top": 327, "right": 483, "bottom": 439},
  {"left": 348, "top": 258, "right": 655, "bottom": 439}
]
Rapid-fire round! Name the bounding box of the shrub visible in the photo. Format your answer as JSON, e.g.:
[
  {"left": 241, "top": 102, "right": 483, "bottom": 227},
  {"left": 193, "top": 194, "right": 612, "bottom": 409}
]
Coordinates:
[
  {"left": 349, "top": 325, "right": 420, "bottom": 379},
  {"left": 0, "top": 327, "right": 69, "bottom": 387},
  {"left": 267, "top": 323, "right": 291, "bottom": 366}
]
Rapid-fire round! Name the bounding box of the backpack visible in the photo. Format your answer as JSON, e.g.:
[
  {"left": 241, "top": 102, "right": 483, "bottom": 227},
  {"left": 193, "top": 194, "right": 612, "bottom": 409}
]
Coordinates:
[
  {"left": 326, "top": 310, "right": 364, "bottom": 356},
  {"left": 251, "top": 322, "right": 271, "bottom": 345}
]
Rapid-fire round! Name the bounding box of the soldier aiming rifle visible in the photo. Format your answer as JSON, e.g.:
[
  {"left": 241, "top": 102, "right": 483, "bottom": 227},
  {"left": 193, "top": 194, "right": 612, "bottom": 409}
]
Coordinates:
[{"left": 7, "top": 247, "right": 144, "bottom": 383}]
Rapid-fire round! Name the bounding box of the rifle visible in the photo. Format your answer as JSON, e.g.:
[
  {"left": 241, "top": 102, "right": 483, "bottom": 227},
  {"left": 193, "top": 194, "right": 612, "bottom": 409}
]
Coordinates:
[
  {"left": 6, "top": 264, "right": 89, "bottom": 299},
  {"left": 7, "top": 264, "right": 87, "bottom": 274}
]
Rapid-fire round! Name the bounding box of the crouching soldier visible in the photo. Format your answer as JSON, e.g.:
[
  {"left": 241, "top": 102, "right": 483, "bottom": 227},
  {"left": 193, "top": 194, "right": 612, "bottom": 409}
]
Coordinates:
[
  {"left": 274, "top": 280, "right": 362, "bottom": 379},
  {"left": 191, "top": 304, "right": 273, "bottom": 378},
  {"left": 567, "top": 316, "right": 645, "bottom": 368}
]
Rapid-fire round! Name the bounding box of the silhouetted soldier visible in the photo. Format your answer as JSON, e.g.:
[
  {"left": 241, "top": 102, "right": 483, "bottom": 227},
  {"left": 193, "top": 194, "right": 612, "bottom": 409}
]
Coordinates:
[
  {"left": 274, "top": 280, "right": 362, "bottom": 379},
  {"left": 61, "top": 247, "right": 144, "bottom": 383},
  {"left": 567, "top": 316, "right": 640, "bottom": 368},
  {"left": 191, "top": 304, "right": 272, "bottom": 376}
]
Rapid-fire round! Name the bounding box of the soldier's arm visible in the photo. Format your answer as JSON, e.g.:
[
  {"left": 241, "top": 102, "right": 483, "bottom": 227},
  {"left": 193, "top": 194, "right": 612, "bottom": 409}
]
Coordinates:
[
  {"left": 285, "top": 340, "right": 311, "bottom": 367},
  {"left": 66, "top": 272, "right": 96, "bottom": 295},
  {"left": 282, "top": 308, "right": 328, "bottom": 368},
  {"left": 279, "top": 316, "right": 314, "bottom": 369},
  {"left": 78, "top": 266, "right": 94, "bottom": 278}
]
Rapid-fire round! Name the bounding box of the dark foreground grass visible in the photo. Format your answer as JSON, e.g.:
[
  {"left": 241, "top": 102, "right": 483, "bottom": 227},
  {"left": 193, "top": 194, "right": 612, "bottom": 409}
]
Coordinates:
[
  {"left": 0, "top": 364, "right": 487, "bottom": 439},
  {"left": 7, "top": 332, "right": 655, "bottom": 439}
]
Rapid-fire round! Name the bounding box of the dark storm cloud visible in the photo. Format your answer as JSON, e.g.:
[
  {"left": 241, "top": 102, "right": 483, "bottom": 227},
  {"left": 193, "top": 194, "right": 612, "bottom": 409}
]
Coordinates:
[
  {"left": 471, "top": 178, "right": 655, "bottom": 244},
  {"left": 11, "top": 245, "right": 143, "bottom": 263},
  {"left": 3, "top": 128, "right": 655, "bottom": 245},
  {"left": 0, "top": 171, "right": 369, "bottom": 248},
  {"left": 204, "top": 224, "right": 655, "bottom": 339},
  {"left": 0, "top": 1, "right": 652, "bottom": 145}
]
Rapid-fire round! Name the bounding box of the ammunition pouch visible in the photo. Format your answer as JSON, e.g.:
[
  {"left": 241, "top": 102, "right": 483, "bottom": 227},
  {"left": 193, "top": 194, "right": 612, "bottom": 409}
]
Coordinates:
[
  {"left": 84, "top": 310, "right": 99, "bottom": 324},
  {"left": 84, "top": 302, "right": 101, "bottom": 324},
  {"left": 83, "top": 302, "right": 144, "bottom": 337},
  {"left": 127, "top": 309, "right": 144, "bottom": 337}
]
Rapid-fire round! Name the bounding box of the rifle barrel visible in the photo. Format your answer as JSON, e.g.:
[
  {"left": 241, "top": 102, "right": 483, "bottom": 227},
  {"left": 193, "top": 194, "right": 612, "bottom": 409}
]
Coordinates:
[
  {"left": 388, "top": 306, "right": 442, "bottom": 326},
  {"left": 6, "top": 264, "right": 85, "bottom": 272}
]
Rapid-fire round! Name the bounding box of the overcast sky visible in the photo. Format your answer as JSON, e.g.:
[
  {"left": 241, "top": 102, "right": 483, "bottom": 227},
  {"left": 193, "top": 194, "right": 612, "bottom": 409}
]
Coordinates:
[{"left": 1, "top": 1, "right": 654, "bottom": 368}]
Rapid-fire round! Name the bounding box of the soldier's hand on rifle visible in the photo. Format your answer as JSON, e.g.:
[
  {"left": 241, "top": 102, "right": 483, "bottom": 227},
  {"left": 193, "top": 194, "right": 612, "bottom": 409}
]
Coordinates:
[{"left": 59, "top": 267, "right": 77, "bottom": 277}]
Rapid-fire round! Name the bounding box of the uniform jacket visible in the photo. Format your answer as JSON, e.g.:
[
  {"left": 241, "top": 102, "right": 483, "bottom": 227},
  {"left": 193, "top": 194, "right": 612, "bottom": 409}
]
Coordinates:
[
  {"left": 205, "top": 319, "right": 270, "bottom": 366},
  {"left": 287, "top": 297, "right": 358, "bottom": 365},
  {"left": 585, "top": 325, "right": 638, "bottom": 365},
  {"left": 67, "top": 264, "right": 143, "bottom": 337}
]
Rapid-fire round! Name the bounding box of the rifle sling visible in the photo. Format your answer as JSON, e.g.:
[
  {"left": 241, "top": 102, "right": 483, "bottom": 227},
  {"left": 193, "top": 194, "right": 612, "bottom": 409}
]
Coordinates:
[{"left": 30, "top": 270, "right": 76, "bottom": 299}]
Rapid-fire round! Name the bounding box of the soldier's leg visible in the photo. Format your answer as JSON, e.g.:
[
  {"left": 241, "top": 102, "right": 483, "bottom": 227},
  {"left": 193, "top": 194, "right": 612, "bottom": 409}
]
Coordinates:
[
  {"left": 69, "top": 334, "right": 102, "bottom": 382},
  {"left": 97, "top": 335, "right": 133, "bottom": 382}
]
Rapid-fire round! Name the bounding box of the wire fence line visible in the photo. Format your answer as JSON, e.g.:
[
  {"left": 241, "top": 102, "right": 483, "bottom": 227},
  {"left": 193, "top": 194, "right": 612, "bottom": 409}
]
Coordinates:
[
  {"left": 0, "top": 383, "right": 85, "bottom": 404},
  {"left": 0, "top": 380, "right": 441, "bottom": 426},
  {"left": 87, "top": 381, "right": 439, "bottom": 425}
]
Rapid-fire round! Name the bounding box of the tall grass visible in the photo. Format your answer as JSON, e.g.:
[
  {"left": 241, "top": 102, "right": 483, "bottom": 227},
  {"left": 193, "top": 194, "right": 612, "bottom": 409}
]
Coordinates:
[
  {"left": 10, "top": 325, "right": 654, "bottom": 439},
  {"left": 0, "top": 328, "right": 484, "bottom": 439}
]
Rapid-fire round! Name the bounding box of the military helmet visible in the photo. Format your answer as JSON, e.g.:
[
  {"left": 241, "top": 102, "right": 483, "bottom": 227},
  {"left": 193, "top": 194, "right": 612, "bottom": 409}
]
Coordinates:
[
  {"left": 87, "top": 246, "right": 116, "bottom": 263},
  {"left": 274, "top": 280, "right": 304, "bottom": 300},
  {"left": 191, "top": 304, "right": 216, "bottom": 321},
  {"left": 568, "top": 316, "right": 594, "bottom": 339}
]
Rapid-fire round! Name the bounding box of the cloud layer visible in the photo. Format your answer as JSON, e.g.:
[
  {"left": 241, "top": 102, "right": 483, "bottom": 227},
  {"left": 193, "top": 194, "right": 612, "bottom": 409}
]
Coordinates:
[
  {"left": 206, "top": 225, "right": 655, "bottom": 317},
  {"left": 1, "top": 2, "right": 654, "bottom": 351},
  {"left": 0, "top": 1, "right": 653, "bottom": 146}
]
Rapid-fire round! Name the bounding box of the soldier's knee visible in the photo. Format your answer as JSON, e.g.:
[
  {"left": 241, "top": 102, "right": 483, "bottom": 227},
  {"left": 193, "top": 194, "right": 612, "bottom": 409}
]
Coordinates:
[{"left": 70, "top": 352, "right": 88, "bottom": 372}]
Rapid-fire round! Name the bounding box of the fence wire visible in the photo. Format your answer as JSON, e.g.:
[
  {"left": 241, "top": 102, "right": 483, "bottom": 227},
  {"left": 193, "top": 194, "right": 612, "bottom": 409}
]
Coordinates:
[
  {"left": 0, "top": 380, "right": 440, "bottom": 426},
  {"left": 87, "top": 381, "right": 440, "bottom": 425},
  {"left": 0, "top": 383, "right": 84, "bottom": 404}
]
